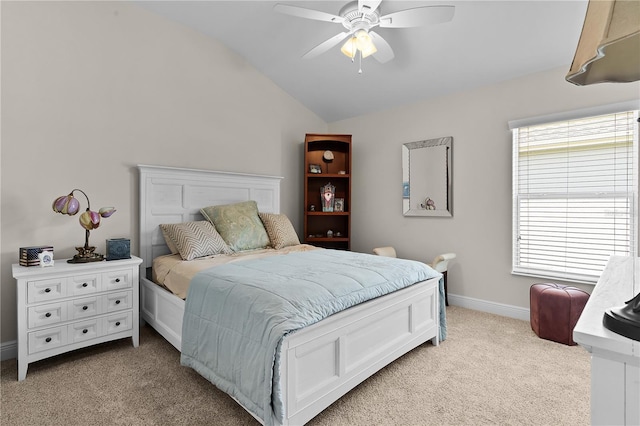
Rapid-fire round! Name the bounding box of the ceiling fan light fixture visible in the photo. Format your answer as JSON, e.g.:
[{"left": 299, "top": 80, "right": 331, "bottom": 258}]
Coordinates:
[
  {"left": 356, "top": 29, "right": 377, "bottom": 57},
  {"left": 340, "top": 37, "right": 358, "bottom": 58},
  {"left": 340, "top": 29, "right": 377, "bottom": 59},
  {"left": 360, "top": 43, "right": 377, "bottom": 58}
]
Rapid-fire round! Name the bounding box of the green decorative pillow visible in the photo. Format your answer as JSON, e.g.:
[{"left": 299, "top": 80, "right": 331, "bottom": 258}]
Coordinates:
[
  {"left": 201, "top": 201, "right": 270, "bottom": 252},
  {"left": 159, "top": 221, "right": 232, "bottom": 261},
  {"left": 259, "top": 212, "right": 300, "bottom": 250}
]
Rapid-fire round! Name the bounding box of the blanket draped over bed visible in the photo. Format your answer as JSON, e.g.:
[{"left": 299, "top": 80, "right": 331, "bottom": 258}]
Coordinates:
[{"left": 180, "top": 249, "right": 445, "bottom": 425}]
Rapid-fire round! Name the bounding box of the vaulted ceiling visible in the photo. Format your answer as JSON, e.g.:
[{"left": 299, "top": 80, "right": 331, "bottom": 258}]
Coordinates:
[{"left": 135, "top": 1, "right": 589, "bottom": 122}]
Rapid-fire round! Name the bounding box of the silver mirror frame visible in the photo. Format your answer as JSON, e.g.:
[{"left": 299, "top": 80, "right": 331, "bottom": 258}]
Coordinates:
[{"left": 402, "top": 136, "right": 453, "bottom": 217}]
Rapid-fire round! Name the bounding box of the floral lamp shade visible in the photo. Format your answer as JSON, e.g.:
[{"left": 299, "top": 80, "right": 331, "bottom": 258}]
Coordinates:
[{"left": 52, "top": 189, "right": 115, "bottom": 263}]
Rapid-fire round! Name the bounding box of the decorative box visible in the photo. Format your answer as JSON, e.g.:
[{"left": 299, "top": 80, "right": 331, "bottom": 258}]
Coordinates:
[
  {"left": 106, "top": 238, "right": 130, "bottom": 261},
  {"left": 19, "top": 246, "right": 54, "bottom": 267}
]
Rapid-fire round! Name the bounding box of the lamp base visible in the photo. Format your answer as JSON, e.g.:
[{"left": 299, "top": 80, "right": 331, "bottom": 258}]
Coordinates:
[
  {"left": 603, "top": 292, "right": 640, "bottom": 342},
  {"left": 67, "top": 246, "right": 104, "bottom": 263}
]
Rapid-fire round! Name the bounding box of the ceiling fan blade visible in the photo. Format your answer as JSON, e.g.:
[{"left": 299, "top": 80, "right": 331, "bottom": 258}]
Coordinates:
[
  {"left": 358, "top": 0, "right": 382, "bottom": 13},
  {"left": 303, "top": 32, "right": 352, "bottom": 59},
  {"left": 369, "top": 31, "right": 395, "bottom": 63},
  {"left": 273, "top": 4, "right": 344, "bottom": 24},
  {"left": 379, "top": 5, "right": 455, "bottom": 28}
]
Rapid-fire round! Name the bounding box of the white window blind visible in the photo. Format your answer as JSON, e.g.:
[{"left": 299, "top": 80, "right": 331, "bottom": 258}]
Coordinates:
[{"left": 512, "top": 109, "right": 638, "bottom": 283}]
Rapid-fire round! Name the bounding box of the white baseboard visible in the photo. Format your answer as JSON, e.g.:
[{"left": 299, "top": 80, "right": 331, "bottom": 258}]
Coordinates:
[
  {"left": 448, "top": 293, "right": 530, "bottom": 322},
  {"left": 1, "top": 340, "right": 17, "bottom": 361}
]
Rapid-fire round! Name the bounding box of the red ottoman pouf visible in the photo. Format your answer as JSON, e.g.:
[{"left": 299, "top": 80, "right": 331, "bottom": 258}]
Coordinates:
[{"left": 530, "top": 283, "right": 590, "bottom": 345}]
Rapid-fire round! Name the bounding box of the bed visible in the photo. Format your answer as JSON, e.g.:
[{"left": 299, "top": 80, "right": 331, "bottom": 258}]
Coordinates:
[{"left": 137, "top": 164, "right": 445, "bottom": 426}]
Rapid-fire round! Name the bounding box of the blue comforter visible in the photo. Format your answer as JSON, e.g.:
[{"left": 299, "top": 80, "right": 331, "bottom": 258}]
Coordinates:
[{"left": 180, "top": 249, "right": 445, "bottom": 425}]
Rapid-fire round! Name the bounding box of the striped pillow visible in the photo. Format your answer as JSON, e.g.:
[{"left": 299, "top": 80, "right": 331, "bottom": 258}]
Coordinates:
[
  {"left": 160, "top": 226, "right": 180, "bottom": 254},
  {"left": 258, "top": 212, "right": 300, "bottom": 250},
  {"left": 159, "top": 221, "right": 232, "bottom": 261}
]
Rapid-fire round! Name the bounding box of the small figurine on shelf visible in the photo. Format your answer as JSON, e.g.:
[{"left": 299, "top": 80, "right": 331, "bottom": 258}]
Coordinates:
[
  {"left": 327, "top": 230, "right": 333, "bottom": 238},
  {"left": 321, "top": 183, "right": 335, "bottom": 212},
  {"left": 420, "top": 197, "right": 436, "bottom": 210}
]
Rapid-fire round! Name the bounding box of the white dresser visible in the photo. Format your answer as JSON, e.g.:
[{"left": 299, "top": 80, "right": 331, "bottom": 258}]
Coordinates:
[
  {"left": 12, "top": 256, "right": 142, "bottom": 381},
  {"left": 573, "top": 256, "right": 640, "bottom": 425}
]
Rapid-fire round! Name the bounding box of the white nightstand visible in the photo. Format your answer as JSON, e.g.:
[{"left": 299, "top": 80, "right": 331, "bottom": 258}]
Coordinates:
[{"left": 12, "top": 256, "right": 142, "bottom": 381}]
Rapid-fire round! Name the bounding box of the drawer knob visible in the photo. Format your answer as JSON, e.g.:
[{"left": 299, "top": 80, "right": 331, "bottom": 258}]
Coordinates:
[
  {"left": 82, "top": 283, "right": 88, "bottom": 288},
  {"left": 115, "top": 278, "right": 121, "bottom": 283},
  {"left": 82, "top": 329, "right": 88, "bottom": 334},
  {"left": 45, "top": 312, "right": 51, "bottom": 318},
  {"left": 45, "top": 337, "right": 52, "bottom": 343},
  {"left": 115, "top": 300, "right": 121, "bottom": 305},
  {"left": 82, "top": 306, "right": 88, "bottom": 311},
  {"left": 115, "top": 321, "right": 121, "bottom": 327},
  {"left": 44, "top": 288, "right": 51, "bottom": 293}
]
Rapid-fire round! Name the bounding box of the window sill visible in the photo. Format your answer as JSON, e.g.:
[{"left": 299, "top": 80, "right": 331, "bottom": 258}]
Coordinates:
[{"left": 512, "top": 270, "right": 597, "bottom": 286}]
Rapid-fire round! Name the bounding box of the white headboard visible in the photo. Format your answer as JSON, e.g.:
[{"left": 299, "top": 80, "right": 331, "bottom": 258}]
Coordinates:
[{"left": 138, "top": 164, "right": 282, "bottom": 273}]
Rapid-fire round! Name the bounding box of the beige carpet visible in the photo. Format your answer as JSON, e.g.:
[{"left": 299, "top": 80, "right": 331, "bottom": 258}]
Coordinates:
[{"left": 1, "top": 306, "right": 590, "bottom": 425}]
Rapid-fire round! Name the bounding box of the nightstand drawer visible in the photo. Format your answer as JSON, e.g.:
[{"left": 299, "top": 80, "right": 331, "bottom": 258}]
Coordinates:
[
  {"left": 27, "top": 278, "right": 67, "bottom": 303},
  {"left": 28, "top": 326, "right": 68, "bottom": 354},
  {"left": 69, "top": 296, "right": 99, "bottom": 320},
  {"left": 102, "top": 269, "right": 132, "bottom": 291},
  {"left": 103, "top": 311, "right": 133, "bottom": 335},
  {"left": 69, "top": 274, "right": 100, "bottom": 296},
  {"left": 28, "top": 302, "right": 68, "bottom": 328},
  {"left": 104, "top": 291, "right": 132, "bottom": 312},
  {"left": 68, "top": 319, "right": 99, "bottom": 343}
]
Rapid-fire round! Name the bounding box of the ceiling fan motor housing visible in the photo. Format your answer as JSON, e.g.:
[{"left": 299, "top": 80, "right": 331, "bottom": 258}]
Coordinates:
[{"left": 340, "top": 1, "right": 380, "bottom": 32}]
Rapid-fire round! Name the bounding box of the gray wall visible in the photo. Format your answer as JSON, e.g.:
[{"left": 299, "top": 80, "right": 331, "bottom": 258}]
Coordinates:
[
  {"left": 329, "top": 66, "right": 639, "bottom": 315},
  {"left": 0, "top": 1, "right": 326, "bottom": 344}
]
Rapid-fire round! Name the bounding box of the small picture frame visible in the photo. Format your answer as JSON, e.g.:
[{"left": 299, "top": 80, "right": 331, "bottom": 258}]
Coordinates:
[
  {"left": 309, "top": 164, "right": 322, "bottom": 174},
  {"left": 38, "top": 251, "right": 54, "bottom": 267},
  {"left": 334, "top": 198, "right": 344, "bottom": 212}
]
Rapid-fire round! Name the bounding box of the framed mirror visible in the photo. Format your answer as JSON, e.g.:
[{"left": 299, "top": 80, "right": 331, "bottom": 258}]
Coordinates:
[{"left": 402, "top": 136, "right": 453, "bottom": 217}]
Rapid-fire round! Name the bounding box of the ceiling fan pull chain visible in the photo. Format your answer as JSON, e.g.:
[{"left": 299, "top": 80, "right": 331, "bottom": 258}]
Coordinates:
[{"left": 358, "top": 50, "right": 363, "bottom": 74}]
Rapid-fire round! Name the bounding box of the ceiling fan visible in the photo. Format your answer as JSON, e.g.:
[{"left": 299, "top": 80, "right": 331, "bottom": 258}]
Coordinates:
[{"left": 274, "top": 0, "right": 455, "bottom": 69}]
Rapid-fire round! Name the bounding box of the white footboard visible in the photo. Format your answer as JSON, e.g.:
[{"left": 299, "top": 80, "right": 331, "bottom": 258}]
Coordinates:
[{"left": 278, "top": 277, "right": 439, "bottom": 425}]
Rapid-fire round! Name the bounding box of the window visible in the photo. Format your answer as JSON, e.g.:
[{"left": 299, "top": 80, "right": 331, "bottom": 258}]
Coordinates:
[{"left": 511, "top": 106, "right": 638, "bottom": 283}]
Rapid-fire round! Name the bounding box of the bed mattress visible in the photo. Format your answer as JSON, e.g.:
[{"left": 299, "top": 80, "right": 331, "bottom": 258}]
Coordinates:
[{"left": 152, "top": 244, "right": 319, "bottom": 299}]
